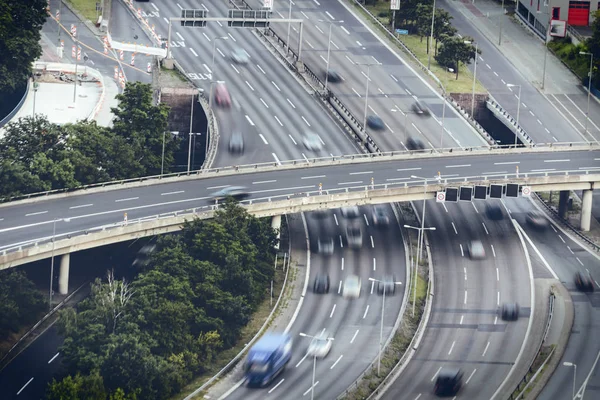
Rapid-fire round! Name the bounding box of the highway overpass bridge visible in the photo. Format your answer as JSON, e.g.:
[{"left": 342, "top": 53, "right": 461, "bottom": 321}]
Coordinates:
[{"left": 1, "top": 143, "right": 598, "bottom": 291}]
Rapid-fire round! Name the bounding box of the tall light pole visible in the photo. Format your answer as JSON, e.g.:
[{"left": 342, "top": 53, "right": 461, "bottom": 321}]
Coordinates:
[
  {"left": 464, "top": 40, "right": 478, "bottom": 118},
  {"left": 427, "top": 0, "right": 437, "bottom": 70},
  {"left": 506, "top": 83, "right": 522, "bottom": 147},
  {"left": 563, "top": 362, "right": 577, "bottom": 400},
  {"left": 368, "top": 277, "right": 402, "bottom": 376},
  {"left": 32, "top": 81, "right": 39, "bottom": 132},
  {"left": 298, "top": 332, "right": 334, "bottom": 400},
  {"left": 187, "top": 92, "right": 196, "bottom": 173},
  {"left": 356, "top": 61, "right": 381, "bottom": 144},
  {"left": 211, "top": 36, "right": 228, "bottom": 75},
  {"left": 320, "top": 19, "right": 344, "bottom": 92},
  {"left": 161, "top": 131, "right": 179, "bottom": 177},
  {"left": 49, "top": 218, "right": 70, "bottom": 310},
  {"left": 579, "top": 51, "right": 594, "bottom": 137},
  {"left": 286, "top": 0, "right": 292, "bottom": 54},
  {"left": 498, "top": 0, "right": 505, "bottom": 46},
  {"left": 540, "top": 0, "right": 552, "bottom": 90}
]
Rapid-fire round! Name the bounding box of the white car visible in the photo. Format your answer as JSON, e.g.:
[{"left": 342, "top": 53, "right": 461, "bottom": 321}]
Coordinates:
[
  {"left": 317, "top": 237, "right": 334, "bottom": 255},
  {"left": 372, "top": 205, "right": 389, "bottom": 226},
  {"left": 343, "top": 275, "right": 361, "bottom": 298},
  {"left": 341, "top": 206, "right": 360, "bottom": 219},
  {"left": 307, "top": 331, "right": 333, "bottom": 358},
  {"left": 302, "top": 131, "right": 323, "bottom": 152},
  {"left": 231, "top": 48, "right": 249, "bottom": 64},
  {"left": 468, "top": 240, "right": 486, "bottom": 260},
  {"left": 346, "top": 225, "right": 363, "bottom": 249}
]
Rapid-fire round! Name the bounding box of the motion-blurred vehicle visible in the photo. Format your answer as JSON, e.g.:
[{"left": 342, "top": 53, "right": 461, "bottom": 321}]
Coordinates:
[
  {"left": 244, "top": 333, "right": 292, "bottom": 387},
  {"left": 302, "top": 131, "right": 323, "bottom": 152},
  {"left": 377, "top": 275, "right": 398, "bottom": 295},
  {"left": 486, "top": 204, "right": 504, "bottom": 220},
  {"left": 210, "top": 186, "right": 249, "bottom": 202},
  {"left": 501, "top": 303, "right": 520, "bottom": 321},
  {"left": 434, "top": 368, "right": 463, "bottom": 396},
  {"left": 346, "top": 224, "right": 363, "bottom": 248},
  {"left": 574, "top": 271, "right": 595, "bottom": 292},
  {"left": 343, "top": 275, "right": 361, "bottom": 299},
  {"left": 231, "top": 48, "right": 249, "bottom": 64},
  {"left": 326, "top": 69, "right": 342, "bottom": 83},
  {"left": 406, "top": 137, "right": 426, "bottom": 150},
  {"left": 468, "top": 240, "right": 486, "bottom": 259},
  {"left": 214, "top": 82, "right": 231, "bottom": 108},
  {"left": 412, "top": 100, "right": 430, "bottom": 116},
  {"left": 313, "top": 273, "right": 330, "bottom": 294},
  {"left": 372, "top": 205, "right": 390, "bottom": 226},
  {"left": 341, "top": 206, "right": 360, "bottom": 219},
  {"left": 307, "top": 330, "right": 333, "bottom": 358},
  {"left": 317, "top": 237, "right": 334, "bottom": 255},
  {"left": 526, "top": 211, "right": 549, "bottom": 230},
  {"left": 132, "top": 244, "right": 156, "bottom": 267},
  {"left": 366, "top": 115, "right": 385, "bottom": 130},
  {"left": 228, "top": 131, "right": 244, "bottom": 154}
]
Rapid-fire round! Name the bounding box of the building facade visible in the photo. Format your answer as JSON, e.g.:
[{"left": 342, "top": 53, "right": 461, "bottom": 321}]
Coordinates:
[{"left": 516, "top": 0, "right": 598, "bottom": 38}]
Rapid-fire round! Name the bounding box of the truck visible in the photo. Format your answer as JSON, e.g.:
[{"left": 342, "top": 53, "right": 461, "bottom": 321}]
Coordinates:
[{"left": 244, "top": 333, "right": 293, "bottom": 387}]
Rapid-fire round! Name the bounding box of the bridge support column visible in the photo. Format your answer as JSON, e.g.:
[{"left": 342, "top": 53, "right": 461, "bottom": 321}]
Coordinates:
[
  {"left": 271, "top": 215, "right": 282, "bottom": 250},
  {"left": 58, "top": 253, "right": 70, "bottom": 295},
  {"left": 558, "top": 190, "right": 570, "bottom": 219},
  {"left": 580, "top": 190, "right": 593, "bottom": 232}
]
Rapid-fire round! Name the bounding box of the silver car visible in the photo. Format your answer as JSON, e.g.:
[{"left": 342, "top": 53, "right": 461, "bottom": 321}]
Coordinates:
[
  {"left": 302, "top": 131, "right": 323, "bottom": 152},
  {"left": 228, "top": 131, "right": 244, "bottom": 154},
  {"left": 468, "top": 240, "right": 486, "bottom": 260},
  {"left": 372, "top": 205, "right": 389, "bottom": 226},
  {"left": 307, "top": 331, "right": 333, "bottom": 358},
  {"left": 346, "top": 225, "right": 363, "bottom": 249},
  {"left": 231, "top": 48, "right": 249, "bottom": 64},
  {"left": 343, "top": 275, "right": 361, "bottom": 299}
]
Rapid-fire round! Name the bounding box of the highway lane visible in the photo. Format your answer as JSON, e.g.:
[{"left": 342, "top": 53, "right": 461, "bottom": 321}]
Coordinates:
[
  {"left": 251, "top": 0, "right": 488, "bottom": 151},
  {"left": 228, "top": 206, "right": 406, "bottom": 399},
  {"left": 139, "top": 1, "right": 359, "bottom": 168},
  {"left": 381, "top": 199, "right": 531, "bottom": 399},
  {"left": 439, "top": 0, "right": 599, "bottom": 145},
  {"left": 505, "top": 197, "right": 600, "bottom": 400},
  {"left": 0, "top": 149, "right": 598, "bottom": 251}
]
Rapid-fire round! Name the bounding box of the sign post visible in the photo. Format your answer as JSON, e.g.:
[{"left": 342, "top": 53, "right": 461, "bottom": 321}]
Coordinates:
[{"left": 390, "top": 0, "right": 400, "bottom": 33}]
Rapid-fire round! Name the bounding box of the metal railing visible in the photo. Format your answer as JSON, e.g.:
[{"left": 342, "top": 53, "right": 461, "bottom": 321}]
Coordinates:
[
  {"left": 1, "top": 141, "right": 597, "bottom": 204},
  {"left": 487, "top": 95, "right": 535, "bottom": 146}
]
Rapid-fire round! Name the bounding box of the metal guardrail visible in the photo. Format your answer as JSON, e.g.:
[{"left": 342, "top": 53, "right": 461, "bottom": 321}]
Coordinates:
[
  {"left": 1, "top": 141, "right": 597, "bottom": 204},
  {"left": 487, "top": 95, "right": 535, "bottom": 146},
  {"left": 3, "top": 168, "right": 599, "bottom": 258}
]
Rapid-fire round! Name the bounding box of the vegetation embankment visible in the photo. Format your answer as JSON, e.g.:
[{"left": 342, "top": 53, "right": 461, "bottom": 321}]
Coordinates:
[
  {"left": 354, "top": 0, "right": 486, "bottom": 94},
  {"left": 46, "top": 202, "right": 280, "bottom": 399},
  {"left": 548, "top": 11, "right": 600, "bottom": 92}
]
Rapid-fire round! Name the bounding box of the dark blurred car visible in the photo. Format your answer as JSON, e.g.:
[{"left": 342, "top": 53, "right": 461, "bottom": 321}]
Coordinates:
[
  {"left": 317, "top": 237, "right": 334, "bottom": 255},
  {"left": 574, "top": 272, "right": 595, "bottom": 292},
  {"left": 366, "top": 115, "right": 384, "bottom": 130},
  {"left": 501, "top": 302, "right": 520, "bottom": 321},
  {"left": 412, "top": 100, "right": 430, "bottom": 116},
  {"left": 526, "top": 211, "right": 549, "bottom": 230},
  {"left": 326, "top": 69, "right": 342, "bottom": 83},
  {"left": 434, "top": 368, "right": 463, "bottom": 396},
  {"left": 210, "top": 186, "right": 249, "bottom": 202},
  {"left": 214, "top": 82, "right": 231, "bottom": 108},
  {"left": 313, "top": 273, "right": 330, "bottom": 294},
  {"left": 377, "top": 275, "right": 397, "bottom": 295},
  {"left": 341, "top": 206, "right": 360, "bottom": 219},
  {"left": 406, "top": 137, "right": 426, "bottom": 150},
  {"left": 228, "top": 131, "right": 244, "bottom": 154},
  {"left": 372, "top": 205, "right": 390, "bottom": 226},
  {"left": 486, "top": 204, "right": 504, "bottom": 220}
]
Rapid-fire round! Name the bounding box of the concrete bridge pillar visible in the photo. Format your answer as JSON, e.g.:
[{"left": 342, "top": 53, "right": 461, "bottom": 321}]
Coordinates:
[
  {"left": 271, "top": 215, "right": 282, "bottom": 250},
  {"left": 558, "top": 190, "right": 570, "bottom": 219},
  {"left": 580, "top": 190, "right": 593, "bottom": 232},
  {"left": 58, "top": 253, "right": 70, "bottom": 295}
]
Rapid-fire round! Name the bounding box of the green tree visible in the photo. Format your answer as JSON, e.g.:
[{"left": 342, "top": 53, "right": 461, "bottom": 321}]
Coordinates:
[
  {"left": 433, "top": 9, "right": 457, "bottom": 55},
  {"left": 47, "top": 372, "right": 106, "bottom": 400},
  {"left": 0, "top": 270, "right": 47, "bottom": 339},
  {"left": 585, "top": 10, "right": 600, "bottom": 87},
  {"left": 0, "top": 0, "right": 47, "bottom": 92},
  {"left": 111, "top": 82, "right": 172, "bottom": 177},
  {"left": 435, "top": 35, "right": 479, "bottom": 79}
]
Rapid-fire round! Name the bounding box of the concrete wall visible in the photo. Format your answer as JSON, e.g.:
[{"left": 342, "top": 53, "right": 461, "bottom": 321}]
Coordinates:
[{"left": 449, "top": 93, "right": 489, "bottom": 119}]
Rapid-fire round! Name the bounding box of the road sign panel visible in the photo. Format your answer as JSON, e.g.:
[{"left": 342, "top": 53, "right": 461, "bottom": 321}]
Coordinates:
[
  {"left": 446, "top": 188, "right": 459, "bottom": 202},
  {"left": 474, "top": 185, "right": 487, "bottom": 200},
  {"left": 436, "top": 192, "right": 446, "bottom": 203},
  {"left": 395, "top": 29, "right": 408, "bottom": 35},
  {"left": 490, "top": 185, "right": 503, "bottom": 199},
  {"left": 391, "top": 0, "right": 400, "bottom": 10},
  {"left": 521, "top": 186, "right": 532, "bottom": 197},
  {"left": 506, "top": 184, "right": 519, "bottom": 198},
  {"left": 459, "top": 187, "right": 473, "bottom": 201}
]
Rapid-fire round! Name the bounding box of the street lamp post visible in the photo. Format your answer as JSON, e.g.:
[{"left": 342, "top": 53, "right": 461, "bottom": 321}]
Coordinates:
[
  {"left": 187, "top": 92, "right": 196, "bottom": 173},
  {"left": 563, "top": 362, "right": 577, "bottom": 400},
  {"left": 321, "top": 20, "right": 344, "bottom": 93},
  {"left": 161, "top": 131, "right": 179, "bottom": 177},
  {"left": 464, "top": 40, "right": 478, "bottom": 118},
  {"left": 356, "top": 61, "right": 381, "bottom": 144},
  {"left": 540, "top": 0, "right": 553, "bottom": 90},
  {"left": 579, "top": 51, "right": 594, "bottom": 137},
  {"left": 286, "top": 0, "right": 292, "bottom": 54},
  {"left": 427, "top": 0, "right": 437, "bottom": 70},
  {"left": 506, "top": 83, "right": 522, "bottom": 147},
  {"left": 368, "top": 277, "right": 402, "bottom": 376},
  {"left": 211, "top": 36, "right": 228, "bottom": 75},
  {"left": 298, "top": 332, "right": 334, "bottom": 400},
  {"left": 498, "top": 0, "right": 505, "bottom": 46},
  {"left": 32, "top": 81, "right": 39, "bottom": 132}
]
